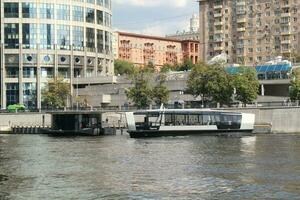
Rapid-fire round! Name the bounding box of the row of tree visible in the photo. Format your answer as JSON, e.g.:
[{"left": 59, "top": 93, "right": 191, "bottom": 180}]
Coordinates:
[
  {"left": 40, "top": 59, "right": 299, "bottom": 109},
  {"left": 125, "top": 65, "right": 169, "bottom": 108},
  {"left": 123, "top": 60, "right": 260, "bottom": 108},
  {"left": 187, "top": 62, "right": 259, "bottom": 107}
]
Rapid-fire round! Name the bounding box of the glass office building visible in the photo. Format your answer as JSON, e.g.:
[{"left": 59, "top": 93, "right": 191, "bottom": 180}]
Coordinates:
[{"left": 0, "top": 0, "right": 113, "bottom": 109}]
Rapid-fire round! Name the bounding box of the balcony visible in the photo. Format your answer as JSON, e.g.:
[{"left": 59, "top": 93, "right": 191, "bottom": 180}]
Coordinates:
[
  {"left": 281, "top": 30, "right": 292, "bottom": 35},
  {"left": 237, "top": 18, "right": 246, "bottom": 23},
  {"left": 214, "top": 46, "right": 224, "bottom": 51},
  {"left": 281, "top": 12, "right": 291, "bottom": 17},
  {"left": 214, "top": 13, "right": 222, "bottom": 18},
  {"left": 236, "top": 2, "right": 246, "bottom": 6},
  {"left": 214, "top": 5, "right": 223, "bottom": 9},
  {"left": 281, "top": 49, "right": 292, "bottom": 53},
  {"left": 281, "top": 40, "right": 291, "bottom": 44},
  {"left": 237, "top": 27, "right": 246, "bottom": 32},
  {"left": 236, "top": 10, "right": 246, "bottom": 15},
  {"left": 281, "top": 3, "right": 290, "bottom": 8},
  {"left": 214, "top": 30, "right": 223, "bottom": 34},
  {"left": 214, "top": 21, "right": 223, "bottom": 26},
  {"left": 214, "top": 38, "right": 223, "bottom": 43}
]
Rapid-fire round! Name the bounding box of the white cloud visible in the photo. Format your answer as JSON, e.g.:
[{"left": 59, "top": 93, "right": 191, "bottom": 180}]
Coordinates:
[
  {"left": 114, "top": 0, "right": 187, "bottom": 7},
  {"left": 116, "top": 18, "right": 190, "bottom": 36}
]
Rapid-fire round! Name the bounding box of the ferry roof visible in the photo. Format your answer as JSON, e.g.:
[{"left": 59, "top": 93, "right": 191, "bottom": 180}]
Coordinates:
[{"left": 133, "top": 109, "right": 242, "bottom": 115}]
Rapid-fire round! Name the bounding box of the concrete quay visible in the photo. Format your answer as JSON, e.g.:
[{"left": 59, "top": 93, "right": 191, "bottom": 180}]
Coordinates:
[{"left": 222, "top": 107, "right": 300, "bottom": 134}]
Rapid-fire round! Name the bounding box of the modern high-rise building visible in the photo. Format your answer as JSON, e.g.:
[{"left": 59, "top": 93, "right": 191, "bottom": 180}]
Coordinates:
[
  {"left": 0, "top": 0, "right": 114, "bottom": 109},
  {"left": 199, "top": 0, "right": 300, "bottom": 66}
]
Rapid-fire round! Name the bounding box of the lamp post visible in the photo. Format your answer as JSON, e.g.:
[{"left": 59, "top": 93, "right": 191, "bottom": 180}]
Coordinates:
[{"left": 76, "top": 72, "right": 80, "bottom": 111}]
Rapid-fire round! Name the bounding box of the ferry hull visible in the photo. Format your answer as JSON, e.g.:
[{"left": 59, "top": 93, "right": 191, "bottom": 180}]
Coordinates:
[{"left": 128, "top": 129, "right": 253, "bottom": 138}]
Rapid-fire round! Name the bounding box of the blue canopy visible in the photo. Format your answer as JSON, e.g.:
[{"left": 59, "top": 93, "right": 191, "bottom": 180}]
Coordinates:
[{"left": 226, "top": 64, "right": 292, "bottom": 75}]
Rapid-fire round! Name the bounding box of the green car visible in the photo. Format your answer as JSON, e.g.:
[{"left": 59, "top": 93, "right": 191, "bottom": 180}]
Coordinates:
[{"left": 7, "top": 104, "right": 26, "bottom": 113}]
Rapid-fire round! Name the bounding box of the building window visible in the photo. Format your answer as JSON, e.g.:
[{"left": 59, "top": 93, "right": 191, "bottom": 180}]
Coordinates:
[
  {"left": 97, "top": 30, "right": 104, "bottom": 53},
  {"left": 6, "top": 67, "right": 19, "bottom": 78},
  {"left": 87, "top": 0, "right": 95, "bottom": 4},
  {"left": 97, "top": 0, "right": 103, "bottom": 6},
  {"left": 86, "top": 8, "right": 95, "bottom": 23},
  {"left": 40, "top": 3, "right": 54, "bottom": 19},
  {"left": 57, "top": 25, "right": 70, "bottom": 50},
  {"left": 6, "top": 83, "right": 19, "bottom": 107},
  {"left": 73, "top": 6, "right": 84, "bottom": 22},
  {"left": 104, "top": 12, "right": 111, "bottom": 27},
  {"left": 73, "top": 26, "right": 84, "bottom": 51},
  {"left": 23, "top": 83, "right": 37, "bottom": 109},
  {"left": 57, "top": 4, "right": 70, "bottom": 20},
  {"left": 22, "top": 3, "right": 37, "bottom": 18},
  {"left": 4, "top": 23, "right": 19, "bottom": 49},
  {"left": 58, "top": 68, "right": 70, "bottom": 78},
  {"left": 41, "top": 67, "right": 54, "bottom": 78},
  {"left": 104, "top": 0, "right": 111, "bottom": 9},
  {"left": 4, "top": 3, "right": 19, "bottom": 18},
  {"left": 23, "top": 67, "right": 37, "bottom": 78},
  {"left": 86, "top": 28, "right": 95, "bottom": 52},
  {"left": 105, "top": 31, "right": 110, "bottom": 53},
  {"left": 40, "top": 24, "right": 55, "bottom": 50},
  {"left": 22, "top": 24, "right": 38, "bottom": 49},
  {"left": 97, "top": 10, "right": 103, "bottom": 25}
]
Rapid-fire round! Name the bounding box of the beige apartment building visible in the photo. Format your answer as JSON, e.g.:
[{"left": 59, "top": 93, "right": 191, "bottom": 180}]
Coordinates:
[
  {"left": 199, "top": 0, "right": 300, "bottom": 66},
  {"left": 114, "top": 32, "right": 200, "bottom": 70}
]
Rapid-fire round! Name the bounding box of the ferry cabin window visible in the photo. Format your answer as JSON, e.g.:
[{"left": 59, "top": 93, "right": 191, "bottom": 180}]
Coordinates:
[{"left": 164, "top": 113, "right": 220, "bottom": 126}]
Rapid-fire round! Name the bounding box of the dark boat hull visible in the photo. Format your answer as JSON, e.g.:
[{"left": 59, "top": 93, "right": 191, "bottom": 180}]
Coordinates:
[
  {"left": 128, "top": 129, "right": 253, "bottom": 138},
  {"left": 41, "top": 128, "right": 102, "bottom": 137}
]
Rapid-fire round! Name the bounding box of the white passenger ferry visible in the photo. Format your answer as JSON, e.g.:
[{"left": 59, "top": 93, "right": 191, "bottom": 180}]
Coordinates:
[{"left": 125, "top": 109, "right": 255, "bottom": 138}]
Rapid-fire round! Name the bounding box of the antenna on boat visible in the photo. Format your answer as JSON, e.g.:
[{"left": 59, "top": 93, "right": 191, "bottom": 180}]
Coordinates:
[{"left": 159, "top": 104, "right": 164, "bottom": 111}]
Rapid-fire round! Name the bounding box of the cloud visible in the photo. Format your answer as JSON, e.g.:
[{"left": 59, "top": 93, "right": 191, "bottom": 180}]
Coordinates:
[
  {"left": 116, "top": 18, "right": 190, "bottom": 36},
  {"left": 114, "top": 0, "right": 187, "bottom": 7}
]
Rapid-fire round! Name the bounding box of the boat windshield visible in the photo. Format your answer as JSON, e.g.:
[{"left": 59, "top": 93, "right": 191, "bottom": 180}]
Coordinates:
[{"left": 134, "top": 112, "right": 161, "bottom": 130}]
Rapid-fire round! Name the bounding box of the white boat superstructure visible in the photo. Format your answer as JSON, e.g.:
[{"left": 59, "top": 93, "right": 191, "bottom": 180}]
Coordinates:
[{"left": 125, "top": 109, "right": 255, "bottom": 138}]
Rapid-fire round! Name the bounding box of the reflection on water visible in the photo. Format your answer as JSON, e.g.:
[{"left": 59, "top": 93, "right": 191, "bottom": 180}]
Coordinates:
[{"left": 1, "top": 134, "right": 300, "bottom": 199}]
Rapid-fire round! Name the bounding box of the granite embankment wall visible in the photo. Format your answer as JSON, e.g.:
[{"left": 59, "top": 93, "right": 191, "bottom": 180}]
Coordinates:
[
  {"left": 224, "top": 107, "right": 300, "bottom": 133},
  {"left": 0, "top": 108, "right": 300, "bottom": 134},
  {"left": 0, "top": 113, "right": 51, "bottom": 132}
]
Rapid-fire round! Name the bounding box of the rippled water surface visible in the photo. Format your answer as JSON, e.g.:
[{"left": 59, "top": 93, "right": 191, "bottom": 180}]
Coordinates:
[{"left": 1, "top": 134, "right": 300, "bottom": 199}]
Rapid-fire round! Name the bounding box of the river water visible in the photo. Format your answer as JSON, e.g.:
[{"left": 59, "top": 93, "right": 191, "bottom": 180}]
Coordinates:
[{"left": 0, "top": 134, "right": 300, "bottom": 200}]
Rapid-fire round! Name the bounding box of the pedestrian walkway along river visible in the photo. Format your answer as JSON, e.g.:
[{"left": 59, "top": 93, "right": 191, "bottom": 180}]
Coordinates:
[{"left": 0, "top": 134, "right": 300, "bottom": 199}]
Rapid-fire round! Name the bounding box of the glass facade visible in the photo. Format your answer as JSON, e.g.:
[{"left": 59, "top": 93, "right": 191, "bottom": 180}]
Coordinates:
[
  {"left": 73, "top": 26, "right": 84, "bottom": 51},
  {"left": 73, "top": 6, "right": 84, "bottom": 22},
  {"left": 22, "top": 24, "right": 38, "bottom": 49},
  {"left": 40, "top": 24, "right": 55, "bottom": 50},
  {"left": 86, "top": 28, "right": 95, "bottom": 52},
  {"left": 4, "top": 3, "right": 19, "bottom": 18},
  {"left": 4, "top": 23, "right": 19, "bottom": 49},
  {"left": 57, "top": 25, "right": 70, "bottom": 50},
  {"left": 23, "top": 83, "right": 37, "bottom": 109},
  {"left": 22, "top": 3, "right": 37, "bottom": 18},
  {"left": 6, "top": 83, "right": 19, "bottom": 106},
  {"left": 1, "top": 0, "right": 113, "bottom": 109},
  {"left": 40, "top": 3, "right": 54, "bottom": 19}
]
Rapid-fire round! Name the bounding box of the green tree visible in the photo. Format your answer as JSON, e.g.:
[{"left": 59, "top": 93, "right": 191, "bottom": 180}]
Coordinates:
[
  {"left": 232, "top": 67, "right": 259, "bottom": 106},
  {"left": 42, "top": 78, "right": 71, "bottom": 108},
  {"left": 289, "top": 68, "right": 300, "bottom": 101},
  {"left": 178, "top": 59, "right": 195, "bottom": 71},
  {"left": 187, "top": 62, "right": 234, "bottom": 107},
  {"left": 114, "top": 59, "right": 134, "bottom": 75},
  {"left": 152, "top": 73, "right": 169, "bottom": 105},
  {"left": 125, "top": 68, "right": 152, "bottom": 109}
]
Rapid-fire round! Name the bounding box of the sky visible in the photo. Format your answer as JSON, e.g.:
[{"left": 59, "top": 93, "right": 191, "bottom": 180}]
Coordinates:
[{"left": 112, "top": 0, "right": 199, "bottom": 36}]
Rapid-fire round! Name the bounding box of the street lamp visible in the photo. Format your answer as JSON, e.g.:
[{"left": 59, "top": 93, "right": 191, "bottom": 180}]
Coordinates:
[{"left": 76, "top": 72, "right": 80, "bottom": 111}]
